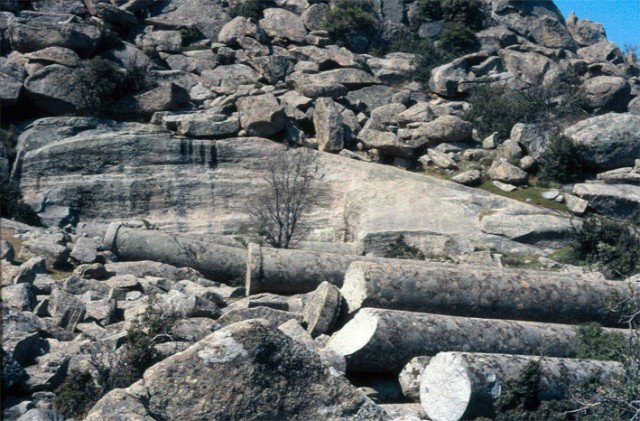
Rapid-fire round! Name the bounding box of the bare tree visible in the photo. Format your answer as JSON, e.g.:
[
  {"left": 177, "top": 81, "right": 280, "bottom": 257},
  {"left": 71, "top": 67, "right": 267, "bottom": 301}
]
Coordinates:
[{"left": 250, "top": 147, "right": 318, "bottom": 249}]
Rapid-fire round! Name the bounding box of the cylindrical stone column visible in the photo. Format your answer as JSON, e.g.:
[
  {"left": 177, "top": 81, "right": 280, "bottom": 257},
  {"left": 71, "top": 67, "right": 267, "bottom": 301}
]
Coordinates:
[
  {"left": 103, "top": 223, "right": 245, "bottom": 283},
  {"left": 326, "top": 308, "right": 629, "bottom": 373},
  {"left": 420, "top": 352, "right": 624, "bottom": 421},
  {"left": 341, "top": 260, "right": 633, "bottom": 326},
  {"left": 246, "top": 243, "right": 374, "bottom": 295}
]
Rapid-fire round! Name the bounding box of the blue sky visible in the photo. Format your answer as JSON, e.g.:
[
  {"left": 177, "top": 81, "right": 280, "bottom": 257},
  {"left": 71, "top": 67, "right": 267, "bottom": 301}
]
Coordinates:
[{"left": 554, "top": 0, "right": 640, "bottom": 50}]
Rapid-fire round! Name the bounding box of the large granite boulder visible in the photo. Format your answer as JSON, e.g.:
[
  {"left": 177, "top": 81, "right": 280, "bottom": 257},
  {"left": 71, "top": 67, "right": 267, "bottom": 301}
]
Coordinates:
[
  {"left": 236, "top": 93, "right": 286, "bottom": 137},
  {"left": 573, "top": 183, "right": 640, "bottom": 224},
  {"left": 313, "top": 97, "right": 344, "bottom": 152},
  {"left": 580, "top": 76, "right": 631, "bottom": 113},
  {"left": 260, "top": 8, "right": 307, "bottom": 44},
  {"left": 85, "top": 320, "right": 388, "bottom": 420},
  {"left": 23, "top": 64, "right": 87, "bottom": 114},
  {"left": 411, "top": 115, "right": 473, "bottom": 144},
  {"left": 0, "top": 56, "right": 25, "bottom": 106},
  {"left": 201, "top": 64, "right": 262, "bottom": 88},
  {"left": 564, "top": 113, "right": 640, "bottom": 171},
  {"left": 218, "top": 16, "right": 264, "bottom": 47},
  {"left": 8, "top": 13, "right": 101, "bottom": 55},
  {"left": 146, "top": 0, "right": 228, "bottom": 42}
]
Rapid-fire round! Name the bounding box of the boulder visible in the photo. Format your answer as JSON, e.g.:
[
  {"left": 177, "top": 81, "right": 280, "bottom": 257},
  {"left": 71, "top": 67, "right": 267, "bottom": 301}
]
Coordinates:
[
  {"left": 2, "top": 307, "right": 43, "bottom": 364},
  {"left": 313, "top": 97, "right": 344, "bottom": 152},
  {"left": 201, "top": 64, "right": 261, "bottom": 88},
  {"left": 18, "top": 239, "right": 69, "bottom": 270},
  {"left": 396, "top": 102, "right": 435, "bottom": 126},
  {"left": 479, "top": 211, "right": 576, "bottom": 246},
  {"left": 218, "top": 16, "right": 263, "bottom": 47},
  {"left": 498, "top": 49, "right": 561, "bottom": 87},
  {"left": 564, "top": 113, "right": 640, "bottom": 171},
  {"left": 451, "top": 169, "right": 481, "bottom": 186},
  {"left": 113, "top": 83, "right": 190, "bottom": 117},
  {"left": 70, "top": 236, "right": 100, "bottom": 264},
  {"left": 236, "top": 94, "right": 286, "bottom": 137},
  {"left": 3, "top": 283, "right": 37, "bottom": 311},
  {"left": 573, "top": 182, "right": 640, "bottom": 224},
  {"left": 0, "top": 56, "right": 25, "bottom": 106},
  {"left": 289, "top": 68, "right": 379, "bottom": 90},
  {"left": 2, "top": 349, "right": 27, "bottom": 390},
  {"left": 486, "top": 159, "right": 528, "bottom": 184},
  {"left": 510, "top": 123, "right": 550, "bottom": 159},
  {"left": 95, "top": 3, "right": 138, "bottom": 29},
  {"left": 301, "top": 3, "right": 328, "bottom": 31},
  {"left": 23, "top": 351, "right": 70, "bottom": 392},
  {"left": 567, "top": 14, "right": 606, "bottom": 46},
  {"left": 1, "top": 239, "right": 15, "bottom": 262},
  {"left": 427, "top": 149, "right": 457, "bottom": 170},
  {"left": 23, "top": 64, "right": 87, "bottom": 114},
  {"left": 215, "top": 306, "right": 303, "bottom": 330},
  {"left": 8, "top": 14, "right": 101, "bottom": 55},
  {"left": 577, "top": 40, "right": 625, "bottom": 64},
  {"left": 581, "top": 76, "right": 631, "bottom": 113},
  {"left": 358, "top": 129, "right": 420, "bottom": 159},
  {"left": 105, "top": 261, "right": 203, "bottom": 282},
  {"left": 529, "top": 14, "right": 576, "bottom": 49},
  {"left": 12, "top": 257, "right": 47, "bottom": 285},
  {"left": 48, "top": 289, "right": 86, "bottom": 331},
  {"left": 85, "top": 320, "right": 388, "bottom": 420},
  {"left": 145, "top": 0, "right": 228, "bottom": 42},
  {"left": 411, "top": 116, "right": 473, "bottom": 144},
  {"left": 16, "top": 408, "right": 65, "bottom": 421},
  {"left": 428, "top": 58, "right": 469, "bottom": 97},
  {"left": 497, "top": 139, "right": 524, "bottom": 164},
  {"left": 177, "top": 115, "right": 240, "bottom": 139},
  {"left": 367, "top": 53, "right": 416, "bottom": 84},
  {"left": 260, "top": 8, "right": 307, "bottom": 44}
]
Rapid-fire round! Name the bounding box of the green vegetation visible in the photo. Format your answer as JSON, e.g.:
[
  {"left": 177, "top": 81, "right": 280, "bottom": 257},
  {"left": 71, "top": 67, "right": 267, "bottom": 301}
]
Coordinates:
[
  {"left": 576, "top": 322, "right": 628, "bottom": 362},
  {"left": 385, "top": 236, "right": 426, "bottom": 260},
  {"left": 77, "top": 57, "right": 153, "bottom": 112},
  {"left": 559, "top": 216, "right": 640, "bottom": 279},
  {"left": 323, "top": 0, "right": 378, "bottom": 53},
  {"left": 478, "top": 181, "right": 568, "bottom": 211},
  {"left": 463, "top": 73, "right": 587, "bottom": 141},
  {"left": 415, "top": 0, "right": 482, "bottom": 29},
  {"left": 537, "top": 134, "right": 584, "bottom": 185},
  {"left": 52, "top": 371, "right": 101, "bottom": 419},
  {"left": 53, "top": 295, "right": 182, "bottom": 419},
  {"left": 228, "top": 0, "right": 274, "bottom": 20}
]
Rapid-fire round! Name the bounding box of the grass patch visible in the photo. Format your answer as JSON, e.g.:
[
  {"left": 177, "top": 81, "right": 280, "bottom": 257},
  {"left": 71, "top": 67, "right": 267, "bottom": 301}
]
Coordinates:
[
  {"left": 500, "top": 253, "right": 545, "bottom": 270},
  {"left": 478, "top": 181, "right": 568, "bottom": 212}
]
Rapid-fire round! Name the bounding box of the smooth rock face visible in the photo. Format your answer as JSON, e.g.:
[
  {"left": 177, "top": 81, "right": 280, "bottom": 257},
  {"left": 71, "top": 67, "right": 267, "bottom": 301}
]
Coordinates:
[
  {"left": 564, "top": 113, "right": 640, "bottom": 171},
  {"left": 85, "top": 320, "right": 388, "bottom": 421}
]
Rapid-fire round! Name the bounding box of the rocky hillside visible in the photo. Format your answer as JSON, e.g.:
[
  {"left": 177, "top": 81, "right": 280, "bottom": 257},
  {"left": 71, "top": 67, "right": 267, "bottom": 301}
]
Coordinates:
[{"left": 2, "top": 0, "right": 640, "bottom": 420}]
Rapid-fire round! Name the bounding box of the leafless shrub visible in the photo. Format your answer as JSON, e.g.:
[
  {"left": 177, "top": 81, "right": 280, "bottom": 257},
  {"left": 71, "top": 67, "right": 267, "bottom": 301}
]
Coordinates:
[{"left": 249, "top": 147, "right": 318, "bottom": 249}]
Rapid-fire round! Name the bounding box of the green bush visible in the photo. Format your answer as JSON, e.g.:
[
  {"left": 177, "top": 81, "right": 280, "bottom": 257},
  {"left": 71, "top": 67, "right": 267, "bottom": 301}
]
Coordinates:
[
  {"left": 576, "top": 322, "right": 628, "bottom": 362},
  {"left": 53, "top": 370, "right": 101, "bottom": 419},
  {"left": 537, "top": 134, "right": 584, "bottom": 185},
  {"left": 77, "top": 57, "right": 153, "bottom": 113},
  {"left": 323, "top": 0, "right": 378, "bottom": 52},
  {"left": 416, "top": 0, "right": 444, "bottom": 23},
  {"left": 385, "top": 236, "right": 426, "bottom": 260},
  {"left": 228, "top": 0, "right": 273, "bottom": 20},
  {"left": 441, "top": 0, "right": 482, "bottom": 29},
  {"left": 438, "top": 21, "right": 477, "bottom": 55},
  {"left": 54, "top": 295, "right": 183, "bottom": 418},
  {"left": 463, "top": 85, "right": 535, "bottom": 140},
  {"left": 564, "top": 216, "right": 640, "bottom": 279}
]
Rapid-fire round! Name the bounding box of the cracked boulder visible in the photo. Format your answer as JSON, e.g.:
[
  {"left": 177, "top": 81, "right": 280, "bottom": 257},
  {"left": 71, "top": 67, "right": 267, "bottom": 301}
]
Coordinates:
[{"left": 85, "top": 319, "right": 388, "bottom": 420}]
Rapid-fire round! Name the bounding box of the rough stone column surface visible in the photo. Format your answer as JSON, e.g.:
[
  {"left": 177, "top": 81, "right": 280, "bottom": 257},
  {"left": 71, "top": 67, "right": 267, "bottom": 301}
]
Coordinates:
[
  {"left": 420, "top": 352, "right": 624, "bottom": 421},
  {"left": 104, "top": 224, "right": 245, "bottom": 283},
  {"left": 340, "top": 260, "right": 633, "bottom": 327},
  {"left": 326, "top": 308, "right": 629, "bottom": 373}
]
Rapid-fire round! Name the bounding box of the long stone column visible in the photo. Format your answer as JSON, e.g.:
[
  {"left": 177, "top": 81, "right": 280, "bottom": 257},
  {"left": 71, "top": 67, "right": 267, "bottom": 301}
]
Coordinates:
[
  {"left": 420, "top": 352, "right": 624, "bottom": 421},
  {"left": 103, "top": 223, "right": 245, "bottom": 283},
  {"left": 326, "top": 308, "right": 629, "bottom": 373},
  {"left": 246, "top": 243, "right": 378, "bottom": 295},
  {"left": 340, "top": 260, "right": 633, "bottom": 326}
]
